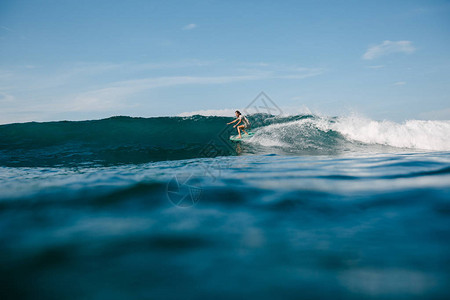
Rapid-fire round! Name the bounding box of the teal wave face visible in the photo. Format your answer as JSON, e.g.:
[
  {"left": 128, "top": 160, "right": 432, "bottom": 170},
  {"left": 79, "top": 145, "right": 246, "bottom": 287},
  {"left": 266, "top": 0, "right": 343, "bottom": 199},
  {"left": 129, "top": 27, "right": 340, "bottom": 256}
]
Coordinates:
[{"left": 0, "top": 116, "right": 237, "bottom": 167}]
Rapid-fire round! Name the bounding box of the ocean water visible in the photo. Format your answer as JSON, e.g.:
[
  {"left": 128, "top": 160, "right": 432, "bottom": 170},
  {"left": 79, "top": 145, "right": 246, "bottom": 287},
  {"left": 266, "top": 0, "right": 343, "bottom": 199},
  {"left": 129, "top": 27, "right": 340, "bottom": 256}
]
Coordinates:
[{"left": 1, "top": 114, "right": 450, "bottom": 299}]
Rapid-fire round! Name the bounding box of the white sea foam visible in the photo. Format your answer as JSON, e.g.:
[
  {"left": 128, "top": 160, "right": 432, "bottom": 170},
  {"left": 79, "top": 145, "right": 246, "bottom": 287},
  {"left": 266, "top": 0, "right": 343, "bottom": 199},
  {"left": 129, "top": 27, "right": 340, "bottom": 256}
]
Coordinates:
[
  {"left": 247, "top": 117, "right": 332, "bottom": 149},
  {"left": 247, "top": 114, "right": 450, "bottom": 151},
  {"left": 332, "top": 116, "right": 450, "bottom": 151}
]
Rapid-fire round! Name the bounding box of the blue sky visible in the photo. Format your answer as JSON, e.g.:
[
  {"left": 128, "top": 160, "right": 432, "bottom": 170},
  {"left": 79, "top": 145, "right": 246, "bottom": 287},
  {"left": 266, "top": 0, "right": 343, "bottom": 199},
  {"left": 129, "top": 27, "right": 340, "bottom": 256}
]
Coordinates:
[{"left": 1, "top": 0, "right": 449, "bottom": 124}]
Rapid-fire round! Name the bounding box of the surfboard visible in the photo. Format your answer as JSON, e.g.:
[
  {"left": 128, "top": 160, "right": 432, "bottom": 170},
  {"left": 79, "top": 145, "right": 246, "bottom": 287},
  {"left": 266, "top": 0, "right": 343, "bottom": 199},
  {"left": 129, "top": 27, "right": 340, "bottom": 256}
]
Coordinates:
[{"left": 229, "top": 132, "right": 254, "bottom": 141}]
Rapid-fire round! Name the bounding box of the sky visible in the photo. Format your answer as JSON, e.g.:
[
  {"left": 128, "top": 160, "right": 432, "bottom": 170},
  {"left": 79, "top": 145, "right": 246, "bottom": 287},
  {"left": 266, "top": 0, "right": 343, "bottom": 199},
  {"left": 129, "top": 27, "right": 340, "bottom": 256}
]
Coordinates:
[{"left": 1, "top": 0, "right": 450, "bottom": 124}]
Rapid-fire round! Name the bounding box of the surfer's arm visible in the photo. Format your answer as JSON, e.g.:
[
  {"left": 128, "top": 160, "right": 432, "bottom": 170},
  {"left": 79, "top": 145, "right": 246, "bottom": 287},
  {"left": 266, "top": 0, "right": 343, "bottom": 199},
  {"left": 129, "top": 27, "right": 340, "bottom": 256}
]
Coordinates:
[
  {"left": 234, "top": 119, "right": 242, "bottom": 127},
  {"left": 227, "top": 118, "right": 239, "bottom": 125}
]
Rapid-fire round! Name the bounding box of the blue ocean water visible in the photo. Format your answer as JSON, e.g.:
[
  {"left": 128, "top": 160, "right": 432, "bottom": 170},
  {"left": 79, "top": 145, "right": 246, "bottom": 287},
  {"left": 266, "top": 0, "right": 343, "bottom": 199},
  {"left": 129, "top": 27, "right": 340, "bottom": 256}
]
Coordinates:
[{"left": 1, "top": 115, "right": 450, "bottom": 299}]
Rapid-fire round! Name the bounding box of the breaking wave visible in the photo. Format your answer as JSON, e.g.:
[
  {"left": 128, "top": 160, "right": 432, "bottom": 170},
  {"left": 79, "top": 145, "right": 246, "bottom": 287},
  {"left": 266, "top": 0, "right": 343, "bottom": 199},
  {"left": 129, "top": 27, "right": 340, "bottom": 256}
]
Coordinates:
[{"left": 0, "top": 114, "right": 449, "bottom": 167}]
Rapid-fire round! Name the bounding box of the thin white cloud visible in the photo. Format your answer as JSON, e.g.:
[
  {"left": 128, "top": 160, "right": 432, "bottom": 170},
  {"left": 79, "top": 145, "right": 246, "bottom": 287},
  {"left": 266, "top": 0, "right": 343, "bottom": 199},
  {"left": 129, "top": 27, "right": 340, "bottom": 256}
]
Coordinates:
[
  {"left": 367, "top": 65, "right": 384, "bottom": 69},
  {"left": 0, "top": 26, "right": 15, "bottom": 32},
  {"left": 0, "top": 61, "right": 325, "bottom": 123},
  {"left": 363, "top": 40, "right": 415, "bottom": 60},
  {"left": 59, "top": 63, "right": 324, "bottom": 112},
  {"left": 0, "top": 60, "right": 216, "bottom": 93},
  {"left": 393, "top": 81, "right": 406, "bottom": 86},
  {"left": 280, "top": 70, "right": 323, "bottom": 79},
  {"left": 65, "top": 75, "right": 261, "bottom": 112},
  {"left": 0, "top": 92, "right": 14, "bottom": 103},
  {"left": 236, "top": 64, "right": 325, "bottom": 80},
  {"left": 0, "top": 75, "right": 260, "bottom": 122},
  {"left": 182, "top": 23, "right": 197, "bottom": 31},
  {"left": 179, "top": 105, "right": 315, "bottom": 117},
  {"left": 67, "top": 60, "right": 213, "bottom": 75},
  {"left": 178, "top": 108, "right": 237, "bottom": 117}
]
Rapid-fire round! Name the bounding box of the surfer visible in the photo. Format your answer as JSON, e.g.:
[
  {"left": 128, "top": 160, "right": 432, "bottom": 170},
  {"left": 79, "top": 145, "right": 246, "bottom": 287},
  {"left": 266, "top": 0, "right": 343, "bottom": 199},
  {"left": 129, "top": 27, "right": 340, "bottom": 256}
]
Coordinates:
[{"left": 227, "top": 110, "right": 250, "bottom": 139}]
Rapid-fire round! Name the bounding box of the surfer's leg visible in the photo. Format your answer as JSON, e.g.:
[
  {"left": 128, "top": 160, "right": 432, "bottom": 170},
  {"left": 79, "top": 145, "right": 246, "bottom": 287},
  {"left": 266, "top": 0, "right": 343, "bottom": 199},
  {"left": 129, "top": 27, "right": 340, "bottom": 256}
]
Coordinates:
[{"left": 237, "top": 125, "right": 243, "bottom": 138}]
